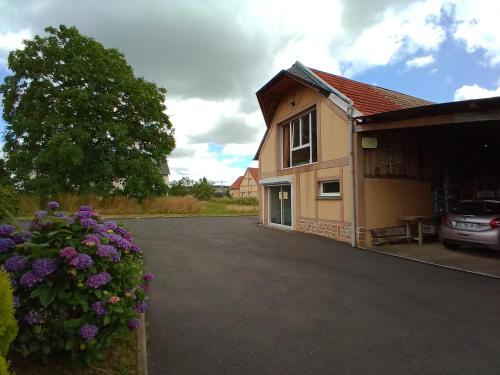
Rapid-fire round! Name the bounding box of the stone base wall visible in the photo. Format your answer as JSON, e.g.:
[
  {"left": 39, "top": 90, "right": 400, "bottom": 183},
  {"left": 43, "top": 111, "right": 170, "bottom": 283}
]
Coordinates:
[{"left": 296, "top": 218, "right": 366, "bottom": 246}]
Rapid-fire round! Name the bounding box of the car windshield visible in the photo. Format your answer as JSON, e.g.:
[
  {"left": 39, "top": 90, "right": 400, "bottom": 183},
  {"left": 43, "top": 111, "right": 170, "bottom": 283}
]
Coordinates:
[{"left": 450, "top": 201, "right": 500, "bottom": 215}]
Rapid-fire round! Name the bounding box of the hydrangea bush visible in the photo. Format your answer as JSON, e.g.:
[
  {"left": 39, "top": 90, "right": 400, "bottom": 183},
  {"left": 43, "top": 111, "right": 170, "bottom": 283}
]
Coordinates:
[{"left": 0, "top": 202, "right": 152, "bottom": 365}]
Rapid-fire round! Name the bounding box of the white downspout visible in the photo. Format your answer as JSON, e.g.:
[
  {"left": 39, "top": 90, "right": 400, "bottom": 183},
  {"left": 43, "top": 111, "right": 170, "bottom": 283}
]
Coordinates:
[{"left": 347, "top": 101, "right": 356, "bottom": 247}]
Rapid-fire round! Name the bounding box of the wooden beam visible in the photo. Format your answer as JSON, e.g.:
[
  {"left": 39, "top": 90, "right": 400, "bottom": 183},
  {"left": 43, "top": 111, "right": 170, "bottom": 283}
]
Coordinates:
[{"left": 355, "top": 109, "right": 500, "bottom": 132}]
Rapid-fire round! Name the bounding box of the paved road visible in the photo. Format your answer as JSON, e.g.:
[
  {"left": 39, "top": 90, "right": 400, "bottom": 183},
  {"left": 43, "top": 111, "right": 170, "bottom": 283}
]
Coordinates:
[{"left": 124, "top": 217, "right": 500, "bottom": 375}]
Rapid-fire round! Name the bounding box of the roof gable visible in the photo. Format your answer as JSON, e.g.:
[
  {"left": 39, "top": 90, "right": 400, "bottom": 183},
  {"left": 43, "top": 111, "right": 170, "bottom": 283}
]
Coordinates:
[
  {"left": 229, "top": 176, "right": 243, "bottom": 190},
  {"left": 247, "top": 167, "right": 259, "bottom": 182}
]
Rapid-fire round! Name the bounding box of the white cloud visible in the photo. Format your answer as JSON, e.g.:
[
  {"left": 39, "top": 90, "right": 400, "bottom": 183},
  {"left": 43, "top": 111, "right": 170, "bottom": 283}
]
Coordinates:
[
  {"left": 166, "top": 97, "right": 263, "bottom": 183},
  {"left": 453, "top": 0, "right": 500, "bottom": 65},
  {"left": 0, "top": 29, "right": 30, "bottom": 69},
  {"left": 0, "top": 29, "right": 30, "bottom": 51},
  {"left": 454, "top": 83, "right": 500, "bottom": 101},
  {"left": 340, "top": 0, "right": 446, "bottom": 75},
  {"left": 406, "top": 55, "right": 435, "bottom": 68}
]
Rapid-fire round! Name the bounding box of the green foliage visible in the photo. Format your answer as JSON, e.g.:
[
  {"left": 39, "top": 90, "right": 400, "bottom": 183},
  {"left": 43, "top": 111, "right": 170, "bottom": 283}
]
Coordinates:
[
  {"left": 169, "top": 177, "right": 215, "bottom": 200},
  {"left": 1, "top": 203, "right": 152, "bottom": 366},
  {"left": 0, "top": 267, "right": 18, "bottom": 375},
  {"left": 192, "top": 177, "right": 215, "bottom": 201},
  {"left": 169, "top": 177, "right": 194, "bottom": 197},
  {"left": 0, "top": 25, "right": 175, "bottom": 201},
  {"left": 0, "top": 186, "right": 18, "bottom": 223},
  {"left": 0, "top": 355, "right": 8, "bottom": 375}
]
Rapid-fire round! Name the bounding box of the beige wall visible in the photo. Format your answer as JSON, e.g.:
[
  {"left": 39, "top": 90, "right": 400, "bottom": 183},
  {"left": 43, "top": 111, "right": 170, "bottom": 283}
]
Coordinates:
[
  {"left": 364, "top": 178, "right": 434, "bottom": 230},
  {"left": 320, "top": 100, "right": 349, "bottom": 162},
  {"left": 230, "top": 188, "right": 240, "bottom": 198},
  {"left": 258, "top": 84, "right": 353, "bottom": 239},
  {"left": 239, "top": 169, "right": 259, "bottom": 199}
]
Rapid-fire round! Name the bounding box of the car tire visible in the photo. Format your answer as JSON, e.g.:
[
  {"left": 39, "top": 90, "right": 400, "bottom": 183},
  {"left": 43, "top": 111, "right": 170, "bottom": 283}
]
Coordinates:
[{"left": 443, "top": 241, "right": 459, "bottom": 250}]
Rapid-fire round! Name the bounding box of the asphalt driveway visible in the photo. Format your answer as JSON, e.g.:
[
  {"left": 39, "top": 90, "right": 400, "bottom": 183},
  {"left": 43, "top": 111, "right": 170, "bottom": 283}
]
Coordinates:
[{"left": 124, "top": 216, "right": 500, "bottom": 375}]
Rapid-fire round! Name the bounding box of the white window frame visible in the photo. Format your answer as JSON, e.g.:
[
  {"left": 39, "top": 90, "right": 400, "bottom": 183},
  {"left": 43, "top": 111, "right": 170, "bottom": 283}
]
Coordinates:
[
  {"left": 319, "top": 180, "right": 341, "bottom": 197},
  {"left": 281, "top": 109, "right": 316, "bottom": 169}
]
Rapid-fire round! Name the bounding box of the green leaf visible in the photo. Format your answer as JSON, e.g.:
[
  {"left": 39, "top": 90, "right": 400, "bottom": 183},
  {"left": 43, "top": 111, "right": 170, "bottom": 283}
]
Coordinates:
[
  {"left": 39, "top": 288, "right": 57, "bottom": 308},
  {"left": 43, "top": 344, "right": 51, "bottom": 354},
  {"left": 65, "top": 338, "right": 75, "bottom": 350},
  {"left": 103, "top": 316, "right": 111, "bottom": 326}
]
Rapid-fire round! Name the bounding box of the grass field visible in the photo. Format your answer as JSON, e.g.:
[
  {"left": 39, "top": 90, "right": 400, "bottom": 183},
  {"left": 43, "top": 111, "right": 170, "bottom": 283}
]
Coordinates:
[{"left": 17, "top": 194, "right": 259, "bottom": 218}]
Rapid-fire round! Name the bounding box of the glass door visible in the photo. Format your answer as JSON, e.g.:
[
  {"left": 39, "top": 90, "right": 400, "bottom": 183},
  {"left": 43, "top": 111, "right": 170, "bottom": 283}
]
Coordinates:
[{"left": 269, "top": 185, "right": 292, "bottom": 226}]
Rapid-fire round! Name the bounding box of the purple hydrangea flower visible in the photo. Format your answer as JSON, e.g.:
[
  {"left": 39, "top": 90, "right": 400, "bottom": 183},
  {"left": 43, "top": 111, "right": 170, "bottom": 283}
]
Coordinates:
[
  {"left": 130, "top": 244, "right": 142, "bottom": 254},
  {"left": 128, "top": 318, "right": 141, "bottom": 330},
  {"left": 0, "top": 238, "right": 16, "bottom": 252},
  {"left": 47, "top": 201, "right": 60, "bottom": 210},
  {"left": 143, "top": 272, "right": 154, "bottom": 283},
  {"left": 103, "top": 221, "right": 118, "bottom": 231},
  {"left": 115, "top": 226, "right": 132, "bottom": 240},
  {"left": 91, "top": 301, "right": 107, "bottom": 316},
  {"left": 103, "top": 233, "right": 121, "bottom": 243},
  {"left": 86, "top": 272, "right": 112, "bottom": 289},
  {"left": 82, "top": 234, "right": 100, "bottom": 247},
  {"left": 0, "top": 224, "right": 16, "bottom": 236},
  {"left": 93, "top": 224, "right": 106, "bottom": 233},
  {"left": 4, "top": 255, "right": 29, "bottom": 272},
  {"left": 96, "top": 244, "right": 118, "bottom": 259},
  {"left": 116, "top": 237, "right": 132, "bottom": 251},
  {"left": 135, "top": 301, "right": 148, "bottom": 313},
  {"left": 79, "top": 205, "right": 93, "bottom": 212},
  {"left": 76, "top": 210, "right": 93, "bottom": 220},
  {"left": 59, "top": 246, "right": 78, "bottom": 260},
  {"left": 12, "top": 233, "right": 29, "bottom": 244},
  {"left": 79, "top": 324, "right": 98, "bottom": 341},
  {"left": 20, "top": 271, "right": 42, "bottom": 288},
  {"left": 32, "top": 258, "right": 58, "bottom": 278},
  {"left": 35, "top": 210, "right": 48, "bottom": 219},
  {"left": 112, "top": 252, "right": 121, "bottom": 262},
  {"left": 24, "top": 310, "right": 43, "bottom": 325},
  {"left": 80, "top": 218, "right": 97, "bottom": 228},
  {"left": 69, "top": 253, "right": 93, "bottom": 270},
  {"left": 53, "top": 211, "right": 65, "bottom": 217}
]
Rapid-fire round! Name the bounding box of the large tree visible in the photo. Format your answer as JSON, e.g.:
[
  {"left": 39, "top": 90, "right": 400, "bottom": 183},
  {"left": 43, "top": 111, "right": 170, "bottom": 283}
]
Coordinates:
[{"left": 0, "top": 25, "right": 175, "bottom": 200}]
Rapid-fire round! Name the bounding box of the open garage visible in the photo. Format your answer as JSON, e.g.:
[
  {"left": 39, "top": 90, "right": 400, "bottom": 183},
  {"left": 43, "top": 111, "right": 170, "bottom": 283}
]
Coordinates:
[{"left": 355, "top": 97, "right": 500, "bottom": 276}]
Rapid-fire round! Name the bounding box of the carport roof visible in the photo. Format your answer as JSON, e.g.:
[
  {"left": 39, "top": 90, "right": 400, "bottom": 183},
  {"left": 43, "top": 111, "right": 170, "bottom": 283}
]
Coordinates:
[{"left": 355, "top": 96, "right": 500, "bottom": 129}]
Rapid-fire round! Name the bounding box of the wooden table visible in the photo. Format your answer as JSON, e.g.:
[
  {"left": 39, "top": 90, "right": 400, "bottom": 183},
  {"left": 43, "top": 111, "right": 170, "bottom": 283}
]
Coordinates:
[{"left": 399, "top": 216, "right": 432, "bottom": 246}]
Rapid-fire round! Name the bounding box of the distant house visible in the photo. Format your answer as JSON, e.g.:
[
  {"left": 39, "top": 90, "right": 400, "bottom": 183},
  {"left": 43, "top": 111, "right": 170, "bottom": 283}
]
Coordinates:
[
  {"left": 160, "top": 159, "right": 170, "bottom": 186},
  {"left": 229, "top": 167, "right": 260, "bottom": 200},
  {"left": 229, "top": 176, "right": 244, "bottom": 198}
]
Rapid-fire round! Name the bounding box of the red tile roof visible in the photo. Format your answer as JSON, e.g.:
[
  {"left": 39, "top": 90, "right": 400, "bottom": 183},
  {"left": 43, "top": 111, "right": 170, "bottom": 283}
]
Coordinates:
[
  {"left": 229, "top": 176, "right": 243, "bottom": 190},
  {"left": 311, "top": 68, "right": 433, "bottom": 116},
  {"left": 247, "top": 167, "right": 259, "bottom": 182}
]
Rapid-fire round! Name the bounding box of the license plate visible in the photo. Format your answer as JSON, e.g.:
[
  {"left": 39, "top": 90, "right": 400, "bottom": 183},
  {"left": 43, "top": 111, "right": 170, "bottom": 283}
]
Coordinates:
[{"left": 452, "top": 221, "right": 478, "bottom": 231}]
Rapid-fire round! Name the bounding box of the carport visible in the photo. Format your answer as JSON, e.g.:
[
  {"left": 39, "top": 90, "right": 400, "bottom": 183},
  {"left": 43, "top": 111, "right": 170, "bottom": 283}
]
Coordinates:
[{"left": 353, "top": 97, "right": 500, "bottom": 276}]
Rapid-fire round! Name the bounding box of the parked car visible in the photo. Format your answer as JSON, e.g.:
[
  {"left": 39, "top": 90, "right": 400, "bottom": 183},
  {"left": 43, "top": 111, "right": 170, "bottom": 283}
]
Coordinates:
[{"left": 439, "top": 200, "right": 500, "bottom": 250}]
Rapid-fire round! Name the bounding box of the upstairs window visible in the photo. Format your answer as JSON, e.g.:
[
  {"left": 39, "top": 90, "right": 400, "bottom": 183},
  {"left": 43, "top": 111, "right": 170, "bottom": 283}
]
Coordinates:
[{"left": 282, "top": 109, "right": 317, "bottom": 168}]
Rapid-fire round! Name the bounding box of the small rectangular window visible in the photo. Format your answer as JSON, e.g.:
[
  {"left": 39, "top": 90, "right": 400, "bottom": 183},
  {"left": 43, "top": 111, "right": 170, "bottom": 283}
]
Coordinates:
[{"left": 320, "top": 180, "right": 340, "bottom": 197}]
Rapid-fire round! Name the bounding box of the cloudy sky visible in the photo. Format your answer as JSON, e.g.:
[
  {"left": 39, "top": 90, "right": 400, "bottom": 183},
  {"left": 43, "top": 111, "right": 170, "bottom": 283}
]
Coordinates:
[{"left": 1, "top": 0, "right": 500, "bottom": 184}]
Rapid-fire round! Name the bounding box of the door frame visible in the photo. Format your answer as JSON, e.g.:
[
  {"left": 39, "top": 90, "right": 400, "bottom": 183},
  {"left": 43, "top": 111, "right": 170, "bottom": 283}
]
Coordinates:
[{"left": 267, "top": 184, "right": 294, "bottom": 230}]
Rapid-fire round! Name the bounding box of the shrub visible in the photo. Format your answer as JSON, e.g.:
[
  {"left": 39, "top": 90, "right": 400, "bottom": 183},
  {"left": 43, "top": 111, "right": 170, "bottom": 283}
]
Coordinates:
[
  {"left": 0, "top": 267, "right": 18, "bottom": 375},
  {"left": 0, "top": 186, "right": 19, "bottom": 222},
  {"left": 0, "top": 202, "right": 153, "bottom": 366}
]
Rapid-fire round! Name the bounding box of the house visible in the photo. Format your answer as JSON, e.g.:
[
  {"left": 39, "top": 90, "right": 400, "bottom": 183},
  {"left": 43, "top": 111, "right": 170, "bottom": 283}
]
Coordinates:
[
  {"left": 254, "top": 61, "right": 500, "bottom": 246},
  {"left": 160, "top": 159, "right": 170, "bottom": 186},
  {"left": 229, "top": 167, "right": 260, "bottom": 199}
]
